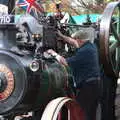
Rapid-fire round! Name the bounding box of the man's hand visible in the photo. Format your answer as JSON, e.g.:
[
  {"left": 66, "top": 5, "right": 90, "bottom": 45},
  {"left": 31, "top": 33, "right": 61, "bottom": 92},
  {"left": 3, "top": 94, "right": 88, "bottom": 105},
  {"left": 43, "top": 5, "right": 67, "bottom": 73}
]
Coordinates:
[
  {"left": 45, "top": 49, "right": 68, "bottom": 66},
  {"left": 43, "top": 49, "right": 59, "bottom": 59},
  {"left": 47, "top": 49, "right": 58, "bottom": 56}
]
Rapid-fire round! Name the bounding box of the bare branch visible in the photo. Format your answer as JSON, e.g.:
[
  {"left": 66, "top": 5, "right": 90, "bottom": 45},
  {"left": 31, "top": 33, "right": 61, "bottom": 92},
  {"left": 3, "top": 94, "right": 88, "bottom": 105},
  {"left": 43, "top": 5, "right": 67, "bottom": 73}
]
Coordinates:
[{"left": 70, "top": 0, "right": 107, "bottom": 13}]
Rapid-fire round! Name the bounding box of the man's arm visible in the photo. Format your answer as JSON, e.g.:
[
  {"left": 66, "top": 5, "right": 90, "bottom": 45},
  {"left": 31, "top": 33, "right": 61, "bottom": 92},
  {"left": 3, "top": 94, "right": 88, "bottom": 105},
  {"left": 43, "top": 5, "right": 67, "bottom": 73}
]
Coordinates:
[{"left": 57, "top": 31, "right": 79, "bottom": 48}]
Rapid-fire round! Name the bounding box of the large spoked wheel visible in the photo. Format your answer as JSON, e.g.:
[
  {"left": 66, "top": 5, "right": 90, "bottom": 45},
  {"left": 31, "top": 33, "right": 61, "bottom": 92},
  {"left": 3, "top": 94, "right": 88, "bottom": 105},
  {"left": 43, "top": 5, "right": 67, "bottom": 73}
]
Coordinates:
[
  {"left": 99, "top": 2, "right": 120, "bottom": 120},
  {"left": 100, "top": 1, "right": 120, "bottom": 78},
  {"left": 41, "top": 97, "right": 84, "bottom": 120}
]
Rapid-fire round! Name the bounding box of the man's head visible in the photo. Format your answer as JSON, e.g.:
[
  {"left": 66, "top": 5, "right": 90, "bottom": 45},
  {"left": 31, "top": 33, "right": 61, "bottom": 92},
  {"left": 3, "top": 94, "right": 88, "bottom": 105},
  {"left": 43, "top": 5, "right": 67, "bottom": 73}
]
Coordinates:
[{"left": 71, "top": 27, "right": 95, "bottom": 43}]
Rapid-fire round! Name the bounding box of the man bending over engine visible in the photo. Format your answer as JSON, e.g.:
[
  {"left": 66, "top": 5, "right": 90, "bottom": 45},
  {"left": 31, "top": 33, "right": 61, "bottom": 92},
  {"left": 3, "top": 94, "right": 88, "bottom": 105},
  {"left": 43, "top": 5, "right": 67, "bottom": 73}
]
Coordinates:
[{"left": 45, "top": 27, "right": 100, "bottom": 120}]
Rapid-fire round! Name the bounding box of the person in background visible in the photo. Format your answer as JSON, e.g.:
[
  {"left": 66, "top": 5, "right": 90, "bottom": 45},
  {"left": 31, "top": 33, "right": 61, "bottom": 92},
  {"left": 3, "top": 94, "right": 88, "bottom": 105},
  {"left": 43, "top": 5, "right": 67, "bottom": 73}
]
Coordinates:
[{"left": 45, "top": 27, "right": 100, "bottom": 120}]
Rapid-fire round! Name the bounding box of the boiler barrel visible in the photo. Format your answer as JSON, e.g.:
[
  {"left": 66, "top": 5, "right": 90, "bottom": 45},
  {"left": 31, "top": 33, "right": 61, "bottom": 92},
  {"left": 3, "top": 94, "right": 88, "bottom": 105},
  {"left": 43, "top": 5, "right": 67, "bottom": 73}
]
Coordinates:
[{"left": 0, "top": 54, "right": 71, "bottom": 115}]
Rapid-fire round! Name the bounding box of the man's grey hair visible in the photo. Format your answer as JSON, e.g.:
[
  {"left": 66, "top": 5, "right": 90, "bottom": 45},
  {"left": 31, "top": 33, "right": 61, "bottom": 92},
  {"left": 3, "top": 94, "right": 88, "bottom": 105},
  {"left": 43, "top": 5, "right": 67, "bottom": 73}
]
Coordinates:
[{"left": 71, "top": 27, "right": 95, "bottom": 43}]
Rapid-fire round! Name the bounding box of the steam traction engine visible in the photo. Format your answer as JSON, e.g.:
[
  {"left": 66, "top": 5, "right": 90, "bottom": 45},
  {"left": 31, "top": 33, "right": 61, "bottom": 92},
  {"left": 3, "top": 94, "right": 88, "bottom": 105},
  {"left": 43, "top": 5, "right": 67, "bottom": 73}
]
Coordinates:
[
  {"left": 0, "top": 0, "right": 120, "bottom": 120},
  {"left": 0, "top": 2, "right": 82, "bottom": 120}
]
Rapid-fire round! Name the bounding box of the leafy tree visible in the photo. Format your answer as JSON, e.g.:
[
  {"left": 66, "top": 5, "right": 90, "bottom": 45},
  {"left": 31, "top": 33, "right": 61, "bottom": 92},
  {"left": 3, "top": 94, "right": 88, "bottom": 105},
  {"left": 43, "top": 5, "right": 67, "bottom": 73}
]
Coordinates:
[{"left": 69, "top": 0, "right": 119, "bottom": 14}]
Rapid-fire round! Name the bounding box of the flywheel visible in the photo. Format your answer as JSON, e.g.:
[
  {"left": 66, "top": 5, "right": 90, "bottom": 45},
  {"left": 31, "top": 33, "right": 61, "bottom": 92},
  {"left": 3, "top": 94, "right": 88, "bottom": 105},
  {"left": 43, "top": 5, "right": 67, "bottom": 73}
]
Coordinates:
[{"left": 100, "top": 1, "right": 120, "bottom": 78}]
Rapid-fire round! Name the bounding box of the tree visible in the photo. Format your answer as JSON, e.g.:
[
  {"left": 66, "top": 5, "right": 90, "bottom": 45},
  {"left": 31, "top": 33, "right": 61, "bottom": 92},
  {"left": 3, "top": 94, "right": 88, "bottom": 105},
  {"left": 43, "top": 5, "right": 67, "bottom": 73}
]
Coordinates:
[{"left": 69, "top": 0, "right": 119, "bottom": 14}]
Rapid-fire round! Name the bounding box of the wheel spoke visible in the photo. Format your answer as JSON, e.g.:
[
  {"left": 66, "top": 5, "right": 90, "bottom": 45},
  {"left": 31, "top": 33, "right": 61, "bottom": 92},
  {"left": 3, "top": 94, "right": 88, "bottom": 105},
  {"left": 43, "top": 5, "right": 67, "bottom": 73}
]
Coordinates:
[
  {"left": 118, "top": 7, "right": 120, "bottom": 34},
  {"left": 115, "top": 48, "right": 119, "bottom": 70},
  {"left": 110, "top": 41, "right": 118, "bottom": 53},
  {"left": 111, "top": 23, "right": 120, "bottom": 42}
]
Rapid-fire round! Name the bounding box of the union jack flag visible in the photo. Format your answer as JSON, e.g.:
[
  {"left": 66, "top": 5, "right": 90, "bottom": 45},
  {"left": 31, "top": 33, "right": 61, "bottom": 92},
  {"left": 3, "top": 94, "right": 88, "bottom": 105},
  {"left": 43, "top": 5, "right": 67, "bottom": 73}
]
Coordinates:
[{"left": 16, "top": 0, "right": 44, "bottom": 15}]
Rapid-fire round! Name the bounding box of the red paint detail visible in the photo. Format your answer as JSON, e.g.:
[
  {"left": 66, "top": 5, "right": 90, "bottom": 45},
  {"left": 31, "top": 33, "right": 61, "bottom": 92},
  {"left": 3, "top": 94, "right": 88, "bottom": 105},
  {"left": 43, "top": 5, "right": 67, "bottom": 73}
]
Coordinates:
[
  {"left": 0, "top": 93, "right": 4, "bottom": 100},
  {"left": 57, "top": 112, "right": 62, "bottom": 120},
  {"left": 0, "top": 94, "right": 3, "bottom": 99},
  {"left": 67, "top": 101, "right": 85, "bottom": 120}
]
